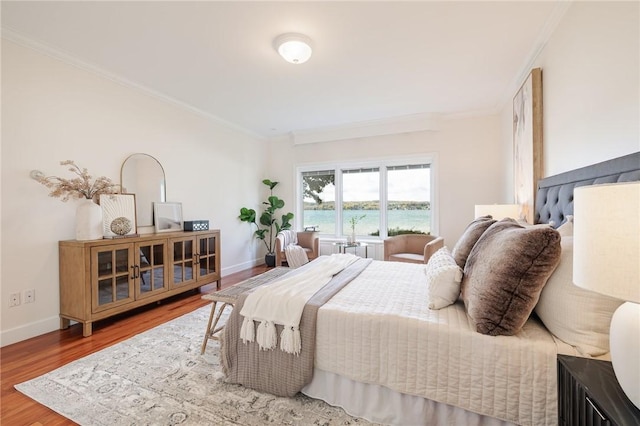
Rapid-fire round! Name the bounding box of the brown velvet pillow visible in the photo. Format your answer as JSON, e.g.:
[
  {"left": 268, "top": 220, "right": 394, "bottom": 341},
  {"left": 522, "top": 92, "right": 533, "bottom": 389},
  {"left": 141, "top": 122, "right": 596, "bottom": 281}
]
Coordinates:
[
  {"left": 461, "top": 218, "right": 561, "bottom": 336},
  {"left": 451, "top": 215, "right": 496, "bottom": 269}
]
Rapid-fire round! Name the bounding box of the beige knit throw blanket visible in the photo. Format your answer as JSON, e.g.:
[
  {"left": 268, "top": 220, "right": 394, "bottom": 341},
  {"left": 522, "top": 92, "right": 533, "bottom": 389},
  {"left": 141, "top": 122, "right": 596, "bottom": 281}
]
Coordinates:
[
  {"left": 239, "top": 254, "right": 358, "bottom": 355},
  {"left": 284, "top": 244, "right": 309, "bottom": 268},
  {"left": 222, "top": 256, "right": 372, "bottom": 397}
]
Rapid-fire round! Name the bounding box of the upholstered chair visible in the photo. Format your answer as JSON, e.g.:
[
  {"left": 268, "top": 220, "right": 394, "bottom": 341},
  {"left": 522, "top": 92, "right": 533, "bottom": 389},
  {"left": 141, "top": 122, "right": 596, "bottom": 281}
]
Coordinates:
[
  {"left": 275, "top": 231, "right": 320, "bottom": 267},
  {"left": 383, "top": 234, "right": 444, "bottom": 264}
]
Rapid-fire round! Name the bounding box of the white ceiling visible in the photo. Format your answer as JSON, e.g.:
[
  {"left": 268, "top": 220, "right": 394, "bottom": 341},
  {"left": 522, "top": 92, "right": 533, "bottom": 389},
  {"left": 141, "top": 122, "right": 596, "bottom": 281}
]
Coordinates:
[{"left": 1, "top": 1, "right": 567, "bottom": 140}]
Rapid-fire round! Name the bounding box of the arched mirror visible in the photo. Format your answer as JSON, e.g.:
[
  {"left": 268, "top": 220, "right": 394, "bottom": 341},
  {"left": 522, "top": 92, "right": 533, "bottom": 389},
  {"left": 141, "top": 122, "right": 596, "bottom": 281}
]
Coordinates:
[{"left": 121, "top": 153, "right": 166, "bottom": 227}]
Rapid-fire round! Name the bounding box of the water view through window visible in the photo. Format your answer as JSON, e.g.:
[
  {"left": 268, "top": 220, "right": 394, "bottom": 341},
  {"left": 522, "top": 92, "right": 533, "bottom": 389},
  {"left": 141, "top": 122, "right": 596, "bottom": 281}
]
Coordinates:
[
  {"left": 342, "top": 168, "right": 380, "bottom": 236},
  {"left": 387, "top": 165, "right": 431, "bottom": 235},
  {"left": 302, "top": 162, "right": 432, "bottom": 238}
]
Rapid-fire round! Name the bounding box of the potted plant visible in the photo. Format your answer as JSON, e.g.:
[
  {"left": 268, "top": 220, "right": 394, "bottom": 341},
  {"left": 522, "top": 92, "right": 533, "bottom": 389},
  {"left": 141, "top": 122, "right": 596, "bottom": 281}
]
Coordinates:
[
  {"left": 32, "top": 160, "right": 120, "bottom": 240},
  {"left": 347, "top": 214, "right": 366, "bottom": 244},
  {"left": 239, "top": 179, "right": 294, "bottom": 267}
]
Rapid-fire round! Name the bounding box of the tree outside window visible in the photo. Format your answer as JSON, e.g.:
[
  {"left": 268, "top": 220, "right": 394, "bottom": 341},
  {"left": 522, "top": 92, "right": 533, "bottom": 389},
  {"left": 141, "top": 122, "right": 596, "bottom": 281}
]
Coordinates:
[{"left": 302, "top": 170, "right": 335, "bottom": 234}]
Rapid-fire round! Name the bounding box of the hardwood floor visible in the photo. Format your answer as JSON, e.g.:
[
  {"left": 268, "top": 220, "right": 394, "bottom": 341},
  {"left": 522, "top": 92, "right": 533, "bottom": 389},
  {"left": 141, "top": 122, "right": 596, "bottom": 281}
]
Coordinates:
[{"left": 0, "top": 265, "right": 269, "bottom": 426}]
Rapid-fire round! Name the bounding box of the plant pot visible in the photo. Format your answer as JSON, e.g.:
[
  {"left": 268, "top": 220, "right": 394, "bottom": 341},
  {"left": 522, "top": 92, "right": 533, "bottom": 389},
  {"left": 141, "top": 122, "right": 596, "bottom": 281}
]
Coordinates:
[{"left": 265, "top": 253, "right": 276, "bottom": 267}]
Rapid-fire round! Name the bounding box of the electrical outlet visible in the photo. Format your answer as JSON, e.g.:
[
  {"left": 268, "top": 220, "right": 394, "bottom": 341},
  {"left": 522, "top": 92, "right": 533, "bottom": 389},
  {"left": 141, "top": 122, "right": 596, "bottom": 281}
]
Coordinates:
[
  {"left": 24, "top": 289, "right": 35, "bottom": 304},
  {"left": 9, "top": 292, "right": 21, "bottom": 307}
]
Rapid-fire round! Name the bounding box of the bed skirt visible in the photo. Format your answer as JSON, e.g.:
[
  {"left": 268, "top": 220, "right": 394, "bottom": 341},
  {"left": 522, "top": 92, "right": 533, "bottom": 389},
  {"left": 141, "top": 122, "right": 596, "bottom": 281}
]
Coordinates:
[{"left": 302, "top": 369, "right": 516, "bottom": 426}]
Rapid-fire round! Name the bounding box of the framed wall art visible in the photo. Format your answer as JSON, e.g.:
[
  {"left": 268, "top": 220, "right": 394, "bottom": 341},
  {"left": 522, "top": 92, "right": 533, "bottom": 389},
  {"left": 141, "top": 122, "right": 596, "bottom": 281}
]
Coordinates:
[
  {"left": 100, "top": 193, "right": 137, "bottom": 238},
  {"left": 513, "top": 67, "right": 543, "bottom": 224},
  {"left": 154, "top": 202, "right": 183, "bottom": 233}
]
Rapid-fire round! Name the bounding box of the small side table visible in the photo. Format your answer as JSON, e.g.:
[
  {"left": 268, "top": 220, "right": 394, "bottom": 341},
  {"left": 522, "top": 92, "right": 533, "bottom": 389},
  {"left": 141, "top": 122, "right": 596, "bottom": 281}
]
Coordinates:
[
  {"left": 557, "top": 355, "right": 640, "bottom": 425},
  {"left": 200, "top": 267, "right": 290, "bottom": 354},
  {"left": 333, "top": 242, "right": 368, "bottom": 258}
]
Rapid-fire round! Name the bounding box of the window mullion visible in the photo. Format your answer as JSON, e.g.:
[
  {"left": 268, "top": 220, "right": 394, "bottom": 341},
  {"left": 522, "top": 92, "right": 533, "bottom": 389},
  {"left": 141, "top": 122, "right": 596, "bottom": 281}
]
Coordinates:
[
  {"left": 380, "top": 166, "right": 388, "bottom": 239},
  {"left": 335, "top": 168, "right": 343, "bottom": 238}
]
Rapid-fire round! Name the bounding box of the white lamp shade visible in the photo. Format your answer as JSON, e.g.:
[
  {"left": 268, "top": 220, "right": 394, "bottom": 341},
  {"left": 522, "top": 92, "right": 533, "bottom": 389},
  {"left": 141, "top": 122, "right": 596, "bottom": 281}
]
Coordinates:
[
  {"left": 274, "top": 33, "right": 312, "bottom": 64},
  {"left": 474, "top": 204, "right": 519, "bottom": 221},
  {"left": 573, "top": 182, "right": 640, "bottom": 303},
  {"left": 573, "top": 181, "right": 640, "bottom": 410}
]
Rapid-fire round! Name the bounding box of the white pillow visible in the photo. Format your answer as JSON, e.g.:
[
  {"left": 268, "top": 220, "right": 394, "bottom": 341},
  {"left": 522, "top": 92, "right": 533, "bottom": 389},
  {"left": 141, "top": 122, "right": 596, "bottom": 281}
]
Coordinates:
[
  {"left": 556, "top": 215, "right": 573, "bottom": 237},
  {"left": 535, "top": 236, "right": 623, "bottom": 356},
  {"left": 425, "top": 247, "right": 463, "bottom": 310}
]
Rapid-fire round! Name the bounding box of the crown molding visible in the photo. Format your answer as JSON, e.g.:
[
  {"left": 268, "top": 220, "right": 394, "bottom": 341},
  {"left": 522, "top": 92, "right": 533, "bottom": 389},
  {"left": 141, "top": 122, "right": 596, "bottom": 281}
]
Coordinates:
[
  {"left": 1, "top": 28, "right": 265, "bottom": 141},
  {"left": 440, "top": 106, "right": 501, "bottom": 121},
  {"left": 500, "top": 1, "right": 573, "bottom": 107},
  {"left": 290, "top": 112, "right": 442, "bottom": 145},
  {"left": 287, "top": 106, "right": 504, "bottom": 145}
]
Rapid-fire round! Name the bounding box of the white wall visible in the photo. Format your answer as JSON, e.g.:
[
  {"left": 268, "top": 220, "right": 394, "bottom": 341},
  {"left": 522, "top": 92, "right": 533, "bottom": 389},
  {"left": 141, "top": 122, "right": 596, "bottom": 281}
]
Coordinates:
[
  {"left": 501, "top": 1, "right": 639, "bottom": 178},
  {"left": 0, "top": 40, "right": 267, "bottom": 346},
  {"left": 269, "top": 115, "right": 505, "bottom": 248}
]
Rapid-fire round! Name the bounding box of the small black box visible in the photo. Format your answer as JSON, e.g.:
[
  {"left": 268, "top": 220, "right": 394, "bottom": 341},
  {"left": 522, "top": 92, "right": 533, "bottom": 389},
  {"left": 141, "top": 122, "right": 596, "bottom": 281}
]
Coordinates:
[{"left": 184, "top": 220, "right": 209, "bottom": 231}]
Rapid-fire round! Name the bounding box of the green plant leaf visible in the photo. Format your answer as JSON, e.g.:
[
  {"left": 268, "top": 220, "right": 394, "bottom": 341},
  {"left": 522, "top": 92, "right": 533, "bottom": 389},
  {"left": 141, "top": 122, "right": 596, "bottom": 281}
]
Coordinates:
[
  {"left": 281, "top": 212, "right": 293, "bottom": 230},
  {"left": 238, "top": 208, "right": 256, "bottom": 223},
  {"left": 268, "top": 196, "right": 285, "bottom": 210},
  {"left": 263, "top": 179, "right": 278, "bottom": 190},
  {"left": 259, "top": 211, "right": 275, "bottom": 227}
]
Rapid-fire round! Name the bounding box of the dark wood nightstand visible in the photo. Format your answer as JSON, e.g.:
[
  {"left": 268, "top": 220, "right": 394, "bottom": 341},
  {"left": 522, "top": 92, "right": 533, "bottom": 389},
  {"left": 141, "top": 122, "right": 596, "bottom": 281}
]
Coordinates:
[{"left": 558, "top": 355, "right": 640, "bottom": 426}]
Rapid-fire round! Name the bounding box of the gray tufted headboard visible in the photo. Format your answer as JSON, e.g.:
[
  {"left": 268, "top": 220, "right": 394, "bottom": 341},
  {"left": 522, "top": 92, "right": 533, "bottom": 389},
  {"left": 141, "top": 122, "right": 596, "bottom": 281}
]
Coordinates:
[{"left": 535, "top": 152, "right": 640, "bottom": 227}]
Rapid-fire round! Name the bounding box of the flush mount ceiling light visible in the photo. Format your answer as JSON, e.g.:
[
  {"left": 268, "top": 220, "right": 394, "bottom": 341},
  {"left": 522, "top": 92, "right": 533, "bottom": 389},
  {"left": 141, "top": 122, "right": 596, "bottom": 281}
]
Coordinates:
[{"left": 274, "top": 33, "right": 313, "bottom": 64}]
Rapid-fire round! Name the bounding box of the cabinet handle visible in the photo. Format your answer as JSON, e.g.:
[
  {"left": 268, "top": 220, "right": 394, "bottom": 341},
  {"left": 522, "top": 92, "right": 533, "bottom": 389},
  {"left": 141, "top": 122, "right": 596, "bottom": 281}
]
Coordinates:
[
  {"left": 130, "top": 265, "right": 136, "bottom": 279},
  {"left": 586, "top": 396, "right": 607, "bottom": 421}
]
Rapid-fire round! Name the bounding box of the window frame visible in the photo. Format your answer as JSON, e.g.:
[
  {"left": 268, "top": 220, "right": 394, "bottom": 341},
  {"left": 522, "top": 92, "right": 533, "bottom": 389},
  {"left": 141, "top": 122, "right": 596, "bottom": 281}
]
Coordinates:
[{"left": 295, "top": 154, "right": 438, "bottom": 240}]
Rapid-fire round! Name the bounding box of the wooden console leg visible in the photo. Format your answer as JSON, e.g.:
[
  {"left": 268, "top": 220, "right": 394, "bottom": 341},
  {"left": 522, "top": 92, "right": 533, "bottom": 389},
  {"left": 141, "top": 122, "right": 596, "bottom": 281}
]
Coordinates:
[
  {"left": 82, "top": 322, "right": 93, "bottom": 337},
  {"left": 60, "top": 317, "right": 70, "bottom": 330}
]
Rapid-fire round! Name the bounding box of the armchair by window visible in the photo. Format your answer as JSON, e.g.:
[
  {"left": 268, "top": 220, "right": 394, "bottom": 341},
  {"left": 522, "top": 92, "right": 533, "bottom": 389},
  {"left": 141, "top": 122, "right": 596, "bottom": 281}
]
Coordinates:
[
  {"left": 275, "top": 231, "right": 320, "bottom": 267},
  {"left": 383, "top": 234, "right": 444, "bottom": 264}
]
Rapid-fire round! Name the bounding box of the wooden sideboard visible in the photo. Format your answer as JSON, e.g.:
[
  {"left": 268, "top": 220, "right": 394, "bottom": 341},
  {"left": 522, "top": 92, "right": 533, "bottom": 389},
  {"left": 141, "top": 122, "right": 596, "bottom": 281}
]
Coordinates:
[{"left": 59, "top": 230, "right": 220, "bottom": 337}]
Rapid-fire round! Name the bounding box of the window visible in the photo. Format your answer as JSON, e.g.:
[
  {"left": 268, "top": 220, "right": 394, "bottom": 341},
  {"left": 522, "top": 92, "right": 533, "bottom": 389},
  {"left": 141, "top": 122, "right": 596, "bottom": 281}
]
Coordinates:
[
  {"left": 297, "top": 157, "right": 435, "bottom": 239},
  {"left": 342, "top": 168, "right": 380, "bottom": 237},
  {"left": 302, "top": 170, "right": 336, "bottom": 235},
  {"left": 387, "top": 164, "right": 431, "bottom": 235}
]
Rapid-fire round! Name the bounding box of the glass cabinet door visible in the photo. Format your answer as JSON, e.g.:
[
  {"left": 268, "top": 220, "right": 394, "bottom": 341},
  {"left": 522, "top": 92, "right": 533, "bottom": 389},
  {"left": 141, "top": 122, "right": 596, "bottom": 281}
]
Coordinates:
[
  {"left": 197, "top": 235, "right": 218, "bottom": 280},
  {"left": 170, "top": 236, "right": 196, "bottom": 287},
  {"left": 92, "top": 244, "right": 135, "bottom": 312},
  {"left": 136, "top": 242, "right": 168, "bottom": 298}
]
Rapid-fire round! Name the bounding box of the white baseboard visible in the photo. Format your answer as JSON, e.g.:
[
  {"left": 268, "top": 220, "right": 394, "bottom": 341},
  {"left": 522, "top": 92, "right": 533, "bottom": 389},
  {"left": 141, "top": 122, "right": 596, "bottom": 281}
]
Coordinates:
[
  {"left": 221, "top": 258, "right": 263, "bottom": 276},
  {"left": 0, "top": 315, "right": 60, "bottom": 348}
]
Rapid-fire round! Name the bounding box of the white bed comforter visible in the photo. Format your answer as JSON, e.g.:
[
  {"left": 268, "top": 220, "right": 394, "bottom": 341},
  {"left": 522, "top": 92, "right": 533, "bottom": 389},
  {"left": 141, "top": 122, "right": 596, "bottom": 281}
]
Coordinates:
[{"left": 314, "top": 261, "right": 559, "bottom": 426}]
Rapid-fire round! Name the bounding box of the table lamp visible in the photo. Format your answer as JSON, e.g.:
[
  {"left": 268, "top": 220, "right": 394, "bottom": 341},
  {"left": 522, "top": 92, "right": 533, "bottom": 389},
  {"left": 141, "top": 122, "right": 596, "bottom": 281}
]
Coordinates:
[
  {"left": 573, "top": 181, "right": 640, "bottom": 409},
  {"left": 474, "top": 204, "right": 519, "bottom": 221}
]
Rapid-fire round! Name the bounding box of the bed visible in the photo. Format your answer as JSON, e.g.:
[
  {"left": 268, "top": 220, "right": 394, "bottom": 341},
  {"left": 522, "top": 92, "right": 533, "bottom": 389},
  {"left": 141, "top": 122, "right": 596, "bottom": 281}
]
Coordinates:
[{"left": 222, "top": 152, "right": 640, "bottom": 426}]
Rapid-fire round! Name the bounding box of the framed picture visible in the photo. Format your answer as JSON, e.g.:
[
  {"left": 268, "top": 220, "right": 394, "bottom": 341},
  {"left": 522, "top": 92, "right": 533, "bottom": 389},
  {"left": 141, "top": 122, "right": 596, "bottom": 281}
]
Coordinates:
[
  {"left": 100, "top": 193, "right": 137, "bottom": 238},
  {"left": 513, "top": 68, "right": 543, "bottom": 224},
  {"left": 154, "top": 202, "right": 183, "bottom": 233}
]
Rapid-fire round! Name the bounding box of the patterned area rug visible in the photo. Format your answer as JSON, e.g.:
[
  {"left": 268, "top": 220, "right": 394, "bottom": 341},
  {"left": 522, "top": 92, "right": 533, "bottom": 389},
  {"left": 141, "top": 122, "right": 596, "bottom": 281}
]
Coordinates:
[{"left": 15, "top": 299, "right": 373, "bottom": 425}]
